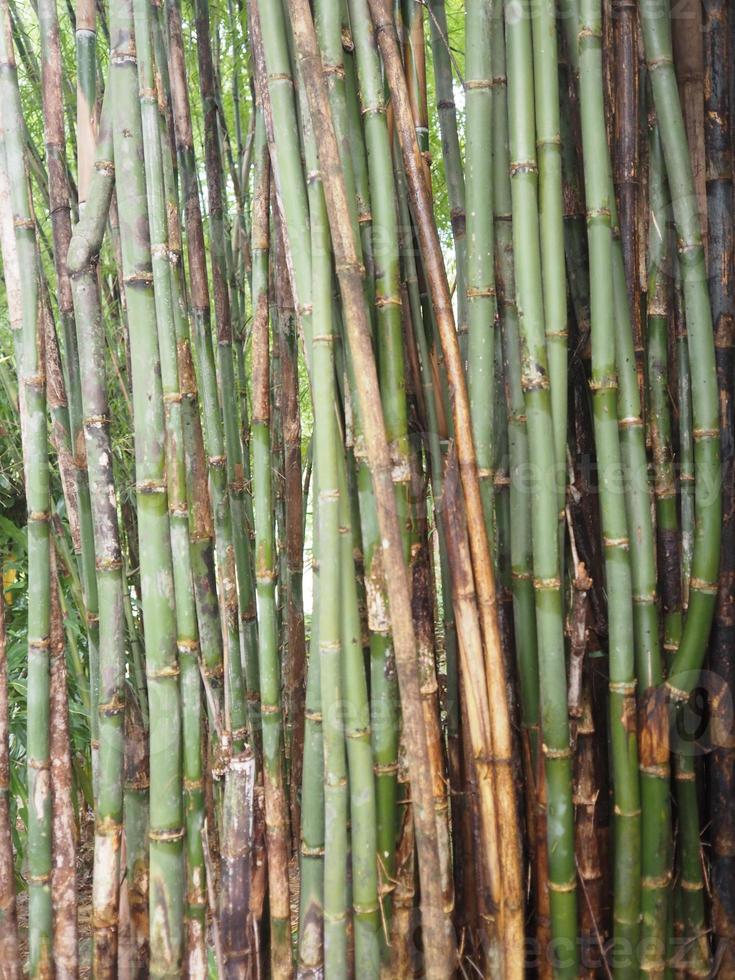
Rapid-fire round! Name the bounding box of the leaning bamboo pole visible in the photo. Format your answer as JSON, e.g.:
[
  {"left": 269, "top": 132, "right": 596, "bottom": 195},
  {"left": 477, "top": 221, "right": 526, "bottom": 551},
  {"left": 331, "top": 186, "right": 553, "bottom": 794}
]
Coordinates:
[
  {"left": 639, "top": 0, "right": 721, "bottom": 699},
  {"left": 703, "top": 2, "right": 735, "bottom": 973},
  {"left": 286, "top": 2, "right": 455, "bottom": 975},
  {"left": 0, "top": 6, "right": 53, "bottom": 974},
  {"left": 366, "top": 5, "right": 525, "bottom": 975}
]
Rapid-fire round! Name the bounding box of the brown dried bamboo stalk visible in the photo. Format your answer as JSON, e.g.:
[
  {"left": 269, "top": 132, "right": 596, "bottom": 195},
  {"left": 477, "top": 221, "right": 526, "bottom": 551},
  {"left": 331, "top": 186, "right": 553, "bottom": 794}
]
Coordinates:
[
  {"left": 285, "top": 1, "right": 455, "bottom": 975},
  {"left": 366, "top": 2, "right": 524, "bottom": 973}
]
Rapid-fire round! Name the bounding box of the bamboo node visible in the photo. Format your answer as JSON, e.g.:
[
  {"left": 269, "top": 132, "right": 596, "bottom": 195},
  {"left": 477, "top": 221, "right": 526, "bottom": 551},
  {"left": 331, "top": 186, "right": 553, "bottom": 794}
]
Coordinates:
[
  {"left": 27, "top": 756, "right": 50, "bottom": 770},
  {"left": 99, "top": 696, "right": 126, "bottom": 717},
  {"left": 679, "top": 878, "right": 704, "bottom": 893},
  {"left": 609, "top": 680, "right": 637, "bottom": 694},
  {"left": 146, "top": 663, "right": 180, "bottom": 680},
  {"left": 358, "top": 210, "right": 372, "bottom": 225},
  {"left": 646, "top": 56, "right": 674, "bottom": 72},
  {"left": 136, "top": 479, "right": 166, "bottom": 494},
  {"left": 27, "top": 873, "right": 51, "bottom": 885},
  {"left": 95, "top": 817, "right": 123, "bottom": 837},
  {"left": 613, "top": 805, "right": 642, "bottom": 817},
  {"left": 578, "top": 26, "right": 602, "bottom": 40},
  {"left": 312, "top": 333, "right": 336, "bottom": 345},
  {"left": 96, "top": 556, "right": 123, "bottom": 572},
  {"left": 139, "top": 86, "right": 157, "bottom": 101},
  {"left": 545, "top": 329, "right": 568, "bottom": 339},
  {"left": 603, "top": 536, "right": 629, "bottom": 550},
  {"left": 149, "top": 827, "right": 185, "bottom": 843},
  {"left": 618, "top": 416, "right": 643, "bottom": 429},
  {"left": 674, "top": 769, "right": 696, "bottom": 782},
  {"left": 162, "top": 391, "right": 183, "bottom": 406},
  {"left": 361, "top": 103, "right": 387, "bottom": 119},
  {"left": 547, "top": 877, "right": 577, "bottom": 893},
  {"left": 373, "top": 762, "right": 399, "bottom": 775},
  {"left": 374, "top": 294, "right": 401, "bottom": 308},
  {"left": 169, "top": 503, "right": 188, "bottom": 517},
  {"left": 84, "top": 414, "right": 111, "bottom": 427},
  {"left": 511, "top": 570, "right": 533, "bottom": 581},
  {"left": 533, "top": 577, "right": 561, "bottom": 591},
  {"left": 301, "top": 843, "right": 325, "bottom": 857},
  {"left": 177, "top": 639, "right": 199, "bottom": 654},
  {"left": 267, "top": 72, "right": 293, "bottom": 86},
  {"left": 353, "top": 903, "right": 380, "bottom": 916},
  {"left": 466, "top": 286, "right": 496, "bottom": 299},
  {"left": 201, "top": 662, "right": 225, "bottom": 679},
  {"left": 231, "top": 725, "right": 249, "bottom": 741},
  {"left": 586, "top": 207, "right": 611, "bottom": 221},
  {"left": 510, "top": 160, "right": 539, "bottom": 176},
  {"left": 95, "top": 160, "right": 114, "bottom": 176},
  {"left": 260, "top": 704, "right": 281, "bottom": 716},
  {"left": 477, "top": 467, "right": 494, "bottom": 479},
  {"left": 123, "top": 271, "right": 154, "bottom": 287},
  {"left": 323, "top": 911, "right": 348, "bottom": 924},
  {"left": 28, "top": 510, "right": 50, "bottom": 523},
  {"left": 589, "top": 377, "right": 618, "bottom": 391},
  {"left": 25, "top": 373, "right": 46, "bottom": 390},
  {"left": 640, "top": 763, "right": 670, "bottom": 779},
  {"left": 542, "top": 744, "right": 572, "bottom": 760},
  {"left": 13, "top": 217, "right": 34, "bottom": 230},
  {"left": 632, "top": 592, "right": 656, "bottom": 604},
  {"left": 437, "top": 99, "right": 455, "bottom": 110},
  {"left": 28, "top": 637, "right": 50, "bottom": 652},
  {"left": 692, "top": 427, "right": 719, "bottom": 440},
  {"left": 465, "top": 78, "right": 493, "bottom": 91},
  {"left": 322, "top": 62, "right": 345, "bottom": 80},
  {"left": 536, "top": 136, "right": 562, "bottom": 149},
  {"left": 208, "top": 455, "right": 227, "bottom": 468},
  {"left": 304, "top": 710, "right": 322, "bottom": 723},
  {"left": 665, "top": 680, "right": 689, "bottom": 701},
  {"left": 690, "top": 577, "right": 718, "bottom": 595}
]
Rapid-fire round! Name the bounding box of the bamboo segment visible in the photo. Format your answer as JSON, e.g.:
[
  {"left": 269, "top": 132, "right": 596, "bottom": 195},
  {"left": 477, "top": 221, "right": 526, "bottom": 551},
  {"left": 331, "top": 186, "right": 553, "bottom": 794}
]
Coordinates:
[
  {"left": 577, "top": 2, "right": 640, "bottom": 972},
  {"left": 110, "top": 1, "right": 185, "bottom": 971},
  {"left": 0, "top": 7, "right": 53, "bottom": 975}
]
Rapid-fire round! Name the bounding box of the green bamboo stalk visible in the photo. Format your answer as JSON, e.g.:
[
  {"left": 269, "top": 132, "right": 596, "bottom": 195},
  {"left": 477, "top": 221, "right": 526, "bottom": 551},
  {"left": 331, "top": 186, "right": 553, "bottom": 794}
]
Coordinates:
[
  {"left": 504, "top": 0, "right": 577, "bottom": 972},
  {"left": 110, "top": 2, "right": 184, "bottom": 971},
  {"left": 0, "top": 7, "right": 52, "bottom": 974},
  {"left": 298, "top": 502, "right": 325, "bottom": 976},
  {"left": 426, "top": 0, "right": 467, "bottom": 344},
  {"left": 490, "top": 0, "right": 540, "bottom": 775},
  {"left": 66, "top": 91, "right": 128, "bottom": 975},
  {"left": 251, "top": 121, "right": 293, "bottom": 980},
  {"left": 336, "top": 450, "right": 380, "bottom": 977},
  {"left": 75, "top": 0, "right": 97, "bottom": 207},
  {"left": 530, "top": 0, "right": 567, "bottom": 513},
  {"left": 0, "top": 578, "right": 20, "bottom": 974},
  {"left": 38, "top": 0, "right": 101, "bottom": 768},
  {"left": 165, "top": 0, "right": 249, "bottom": 754},
  {"left": 640, "top": 0, "right": 721, "bottom": 700},
  {"left": 194, "top": 0, "right": 259, "bottom": 740},
  {"left": 576, "top": 1, "right": 640, "bottom": 971},
  {"left": 288, "top": 2, "right": 456, "bottom": 973},
  {"left": 465, "top": 0, "right": 497, "bottom": 542},
  {"left": 132, "top": 1, "right": 208, "bottom": 970}
]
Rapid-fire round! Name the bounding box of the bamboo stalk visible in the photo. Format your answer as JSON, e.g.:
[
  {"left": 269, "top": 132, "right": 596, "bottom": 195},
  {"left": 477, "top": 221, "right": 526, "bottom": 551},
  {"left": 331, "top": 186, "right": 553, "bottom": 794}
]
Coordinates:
[
  {"left": 640, "top": 0, "right": 721, "bottom": 700},
  {"left": 367, "top": 6, "right": 525, "bottom": 974},
  {"left": 110, "top": 2, "right": 185, "bottom": 970},
  {"left": 576, "top": 0, "right": 640, "bottom": 972},
  {"left": 0, "top": 6, "right": 53, "bottom": 974},
  {"left": 0, "top": 582, "right": 20, "bottom": 977},
  {"left": 251, "top": 126, "right": 293, "bottom": 980},
  {"left": 286, "top": 2, "right": 456, "bottom": 974}
]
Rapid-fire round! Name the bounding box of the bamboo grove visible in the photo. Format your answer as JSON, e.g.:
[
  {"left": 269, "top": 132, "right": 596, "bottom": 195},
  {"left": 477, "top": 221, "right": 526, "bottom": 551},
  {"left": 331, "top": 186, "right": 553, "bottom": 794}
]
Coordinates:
[{"left": 0, "top": 0, "right": 734, "bottom": 976}]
